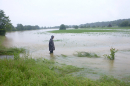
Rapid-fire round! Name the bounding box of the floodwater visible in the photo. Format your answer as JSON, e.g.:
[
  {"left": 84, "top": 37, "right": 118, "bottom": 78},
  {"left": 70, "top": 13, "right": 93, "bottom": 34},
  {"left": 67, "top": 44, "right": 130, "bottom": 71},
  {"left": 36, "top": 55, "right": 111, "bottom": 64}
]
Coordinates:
[{"left": 2, "top": 29, "right": 130, "bottom": 80}]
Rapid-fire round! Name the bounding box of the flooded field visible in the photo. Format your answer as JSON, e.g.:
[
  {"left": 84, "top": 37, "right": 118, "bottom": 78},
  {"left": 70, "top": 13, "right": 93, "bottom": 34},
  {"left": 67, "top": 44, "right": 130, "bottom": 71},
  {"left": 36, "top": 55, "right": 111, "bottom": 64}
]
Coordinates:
[{"left": 2, "top": 29, "right": 130, "bottom": 81}]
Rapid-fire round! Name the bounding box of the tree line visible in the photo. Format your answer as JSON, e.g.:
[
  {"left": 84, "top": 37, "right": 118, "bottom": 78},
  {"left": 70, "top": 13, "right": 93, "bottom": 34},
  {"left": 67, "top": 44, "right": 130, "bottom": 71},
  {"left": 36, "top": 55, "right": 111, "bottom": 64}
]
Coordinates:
[
  {"left": 13, "top": 24, "right": 40, "bottom": 31},
  {"left": 0, "top": 10, "right": 43, "bottom": 36},
  {"left": 78, "top": 19, "right": 130, "bottom": 28},
  {"left": 50, "top": 19, "right": 130, "bottom": 30}
]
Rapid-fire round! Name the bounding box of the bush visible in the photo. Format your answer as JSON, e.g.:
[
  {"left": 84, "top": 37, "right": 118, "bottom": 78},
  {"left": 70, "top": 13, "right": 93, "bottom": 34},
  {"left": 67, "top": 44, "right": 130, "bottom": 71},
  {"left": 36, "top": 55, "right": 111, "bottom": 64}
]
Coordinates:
[
  {"left": 104, "top": 48, "right": 118, "bottom": 60},
  {"left": 119, "top": 21, "right": 129, "bottom": 27},
  {"left": 74, "top": 25, "right": 78, "bottom": 29},
  {"left": 59, "top": 24, "right": 66, "bottom": 30},
  {"left": 0, "top": 29, "right": 6, "bottom": 36}
]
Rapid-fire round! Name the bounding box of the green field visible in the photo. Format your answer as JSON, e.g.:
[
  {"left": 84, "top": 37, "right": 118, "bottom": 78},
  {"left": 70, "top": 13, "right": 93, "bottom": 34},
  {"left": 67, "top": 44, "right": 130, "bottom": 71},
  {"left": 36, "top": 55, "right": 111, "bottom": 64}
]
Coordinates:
[{"left": 49, "top": 27, "right": 130, "bottom": 33}]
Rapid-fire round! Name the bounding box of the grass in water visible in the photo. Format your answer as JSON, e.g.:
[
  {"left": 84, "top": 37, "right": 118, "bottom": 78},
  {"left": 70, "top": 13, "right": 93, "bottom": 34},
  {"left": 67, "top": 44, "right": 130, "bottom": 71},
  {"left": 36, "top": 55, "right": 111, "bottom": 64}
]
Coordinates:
[
  {"left": 49, "top": 27, "right": 130, "bottom": 33},
  {"left": 61, "top": 54, "right": 67, "bottom": 57},
  {"left": 0, "top": 57, "right": 129, "bottom": 86},
  {"left": 0, "top": 36, "right": 26, "bottom": 55},
  {"left": 49, "top": 29, "right": 118, "bottom": 33},
  {"left": 74, "top": 51, "right": 99, "bottom": 58},
  {"left": 44, "top": 40, "right": 62, "bottom": 42},
  {"left": 0, "top": 47, "right": 26, "bottom": 55}
]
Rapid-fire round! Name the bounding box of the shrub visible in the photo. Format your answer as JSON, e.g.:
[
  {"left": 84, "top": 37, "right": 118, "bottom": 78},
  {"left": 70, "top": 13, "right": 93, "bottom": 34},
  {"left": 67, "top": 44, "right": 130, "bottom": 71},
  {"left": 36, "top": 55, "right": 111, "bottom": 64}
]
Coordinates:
[
  {"left": 59, "top": 24, "right": 66, "bottom": 30},
  {"left": 104, "top": 48, "right": 118, "bottom": 60},
  {"left": 0, "top": 29, "right": 6, "bottom": 36}
]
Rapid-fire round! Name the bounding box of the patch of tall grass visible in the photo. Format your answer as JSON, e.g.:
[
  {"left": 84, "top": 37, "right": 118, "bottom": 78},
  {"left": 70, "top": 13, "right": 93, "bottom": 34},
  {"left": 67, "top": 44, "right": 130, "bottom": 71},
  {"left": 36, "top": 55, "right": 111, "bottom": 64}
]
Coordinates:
[
  {"left": 0, "top": 47, "right": 26, "bottom": 55},
  {"left": 0, "top": 57, "right": 129, "bottom": 86},
  {"left": 74, "top": 51, "right": 99, "bottom": 58}
]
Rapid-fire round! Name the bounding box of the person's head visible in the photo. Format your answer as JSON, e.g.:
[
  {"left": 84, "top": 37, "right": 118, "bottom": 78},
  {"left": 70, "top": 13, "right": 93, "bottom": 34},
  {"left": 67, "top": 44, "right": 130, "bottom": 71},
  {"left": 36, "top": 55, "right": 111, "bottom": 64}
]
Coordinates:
[{"left": 51, "top": 35, "right": 54, "bottom": 39}]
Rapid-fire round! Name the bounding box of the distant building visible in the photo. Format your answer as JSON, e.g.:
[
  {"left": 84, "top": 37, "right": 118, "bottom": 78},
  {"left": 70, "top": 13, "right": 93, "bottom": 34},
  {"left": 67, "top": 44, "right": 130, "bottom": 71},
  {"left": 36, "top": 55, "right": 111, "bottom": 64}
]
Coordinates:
[{"left": 108, "top": 24, "right": 112, "bottom": 27}]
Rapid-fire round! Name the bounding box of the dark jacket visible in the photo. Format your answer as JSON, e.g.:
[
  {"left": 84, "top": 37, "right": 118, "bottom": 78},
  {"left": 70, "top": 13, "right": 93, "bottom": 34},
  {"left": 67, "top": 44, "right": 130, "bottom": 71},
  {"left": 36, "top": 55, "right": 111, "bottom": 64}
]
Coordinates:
[{"left": 49, "top": 36, "right": 55, "bottom": 51}]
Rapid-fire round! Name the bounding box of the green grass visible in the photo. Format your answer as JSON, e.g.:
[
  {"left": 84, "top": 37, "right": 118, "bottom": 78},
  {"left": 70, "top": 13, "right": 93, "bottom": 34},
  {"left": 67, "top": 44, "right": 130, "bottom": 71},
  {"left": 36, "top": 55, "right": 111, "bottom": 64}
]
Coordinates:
[
  {"left": 82, "top": 27, "right": 130, "bottom": 29},
  {"left": 49, "top": 29, "right": 119, "bottom": 33},
  {"left": 0, "top": 58, "right": 129, "bottom": 86},
  {"left": 49, "top": 27, "right": 130, "bottom": 33},
  {"left": 44, "top": 40, "right": 62, "bottom": 42},
  {"left": 0, "top": 47, "right": 26, "bottom": 55}
]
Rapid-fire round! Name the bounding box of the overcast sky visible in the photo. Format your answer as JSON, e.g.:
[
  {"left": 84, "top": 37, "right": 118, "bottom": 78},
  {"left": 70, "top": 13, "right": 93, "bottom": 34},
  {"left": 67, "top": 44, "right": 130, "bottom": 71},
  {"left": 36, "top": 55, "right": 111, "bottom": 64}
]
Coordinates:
[{"left": 1, "top": 0, "right": 130, "bottom": 27}]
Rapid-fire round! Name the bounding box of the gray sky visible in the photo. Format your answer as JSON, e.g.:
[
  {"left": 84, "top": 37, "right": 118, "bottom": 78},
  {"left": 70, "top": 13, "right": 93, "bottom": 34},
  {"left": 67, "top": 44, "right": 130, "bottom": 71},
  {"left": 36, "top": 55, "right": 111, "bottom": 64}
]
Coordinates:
[{"left": 1, "top": 0, "right": 130, "bottom": 27}]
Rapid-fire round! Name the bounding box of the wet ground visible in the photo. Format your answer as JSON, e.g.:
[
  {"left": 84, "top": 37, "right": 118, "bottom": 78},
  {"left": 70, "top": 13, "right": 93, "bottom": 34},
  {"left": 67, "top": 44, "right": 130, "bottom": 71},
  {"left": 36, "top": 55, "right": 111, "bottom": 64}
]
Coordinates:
[{"left": 2, "top": 29, "right": 130, "bottom": 80}]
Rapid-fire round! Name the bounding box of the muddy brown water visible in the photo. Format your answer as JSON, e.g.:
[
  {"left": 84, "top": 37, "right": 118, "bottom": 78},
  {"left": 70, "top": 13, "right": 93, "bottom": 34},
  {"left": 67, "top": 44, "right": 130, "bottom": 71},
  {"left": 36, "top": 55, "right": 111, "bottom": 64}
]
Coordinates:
[{"left": 2, "top": 29, "right": 130, "bottom": 80}]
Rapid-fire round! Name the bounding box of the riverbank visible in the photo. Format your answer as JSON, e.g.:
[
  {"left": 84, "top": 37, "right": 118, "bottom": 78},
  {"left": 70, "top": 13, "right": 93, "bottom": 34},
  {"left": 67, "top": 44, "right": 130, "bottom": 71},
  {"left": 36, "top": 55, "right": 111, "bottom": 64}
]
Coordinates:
[{"left": 1, "top": 58, "right": 130, "bottom": 86}]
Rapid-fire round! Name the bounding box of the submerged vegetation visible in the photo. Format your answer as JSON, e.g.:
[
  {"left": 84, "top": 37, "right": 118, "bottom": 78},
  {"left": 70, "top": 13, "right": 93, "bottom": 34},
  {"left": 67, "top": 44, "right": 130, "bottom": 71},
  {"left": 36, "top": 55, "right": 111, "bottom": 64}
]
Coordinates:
[
  {"left": 0, "top": 36, "right": 25, "bottom": 55},
  {"left": 104, "top": 48, "right": 118, "bottom": 60},
  {"left": 0, "top": 47, "right": 25, "bottom": 55},
  {"left": 49, "top": 29, "right": 118, "bottom": 33},
  {"left": 61, "top": 54, "right": 67, "bottom": 57},
  {"left": 49, "top": 27, "right": 130, "bottom": 33},
  {"left": 74, "top": 51, "right": 99, "bottom": 58}
]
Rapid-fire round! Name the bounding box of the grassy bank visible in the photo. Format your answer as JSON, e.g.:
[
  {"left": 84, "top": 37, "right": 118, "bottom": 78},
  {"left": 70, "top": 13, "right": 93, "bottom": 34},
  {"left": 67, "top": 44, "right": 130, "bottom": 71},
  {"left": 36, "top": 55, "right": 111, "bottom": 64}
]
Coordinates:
[
  {"left": 0, "top": 36, "right": 25, "bottom": 55},
  {"left": 0, "top": 58, "right": 129, "bottom": 86}
]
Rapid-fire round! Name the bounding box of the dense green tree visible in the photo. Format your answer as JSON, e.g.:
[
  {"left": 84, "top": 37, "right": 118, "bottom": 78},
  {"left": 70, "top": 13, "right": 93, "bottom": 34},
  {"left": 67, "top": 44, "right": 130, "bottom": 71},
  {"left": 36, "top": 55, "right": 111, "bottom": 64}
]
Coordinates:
[
  {"left": 11, "top": 25, "right": 16, "bottom": 31},
  {"left": 0, "top": 10, "right": 12, "bottom": 36},
  {"left": 78, "top": 18, "right": 130, "bottom": 27},
  {"left": 74, "top": 25, "right": 78, "bottom": 29},
  {"left": 80, "top": 25, "right": 84, "bottom": 28},
  {"left": 59, "top": 24, "right": 66, "bottom": 30},
  {"left": 86, "top": 25, "right": 90, "bottom": 28},
  {"left": 119, "top": 21, "right": 129, "bottom": 27},
  {"left": 34, "top": 25, "right": 40, "bottom": 29},
  {"left": 65, "top": 25, "right": 69, "bottom": 28},
  {"left": 92, "top": 26, "right": 96, "bottom": 28},
  {"left": 16, "top": 25, "right": 41, "bottom": 30},
  {"left": 16, "top": 24, "right": 24, "bottom": 30}
]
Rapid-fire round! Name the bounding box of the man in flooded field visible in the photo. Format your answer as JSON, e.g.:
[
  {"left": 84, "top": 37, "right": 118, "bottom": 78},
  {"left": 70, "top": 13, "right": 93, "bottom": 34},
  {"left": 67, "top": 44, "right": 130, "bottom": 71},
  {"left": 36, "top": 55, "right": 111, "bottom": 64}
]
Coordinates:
[{"left": 49, "top": 35, "right": 55, "bottom": 54}]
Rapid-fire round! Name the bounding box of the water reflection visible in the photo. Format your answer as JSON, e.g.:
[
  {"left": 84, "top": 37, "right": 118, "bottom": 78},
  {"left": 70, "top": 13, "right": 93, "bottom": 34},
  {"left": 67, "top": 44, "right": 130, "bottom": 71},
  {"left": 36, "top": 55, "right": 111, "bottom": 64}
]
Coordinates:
[
  {"left": 50, "top": 53, "right": 55, "bottom": 61},
  {"left": 3, "top": 36, "right": 13, "bottom": 47},
  {"left": 108, "top": 60, "right": 114, "bottom": 71}
]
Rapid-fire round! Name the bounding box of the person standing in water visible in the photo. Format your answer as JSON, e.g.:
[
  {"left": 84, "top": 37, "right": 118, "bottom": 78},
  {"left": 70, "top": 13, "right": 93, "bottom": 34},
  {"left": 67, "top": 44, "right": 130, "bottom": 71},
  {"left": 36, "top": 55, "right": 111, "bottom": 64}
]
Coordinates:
[{"left": 49, "top": 35, "right": 55, "bottom": 54}]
